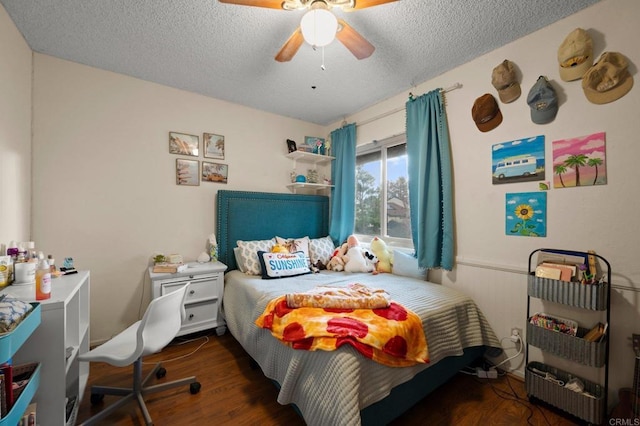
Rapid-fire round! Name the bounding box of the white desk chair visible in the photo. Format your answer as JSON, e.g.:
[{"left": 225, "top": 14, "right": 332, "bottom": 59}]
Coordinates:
[{"left": 78, "top": 283, "right": 201, "bottom": 425}]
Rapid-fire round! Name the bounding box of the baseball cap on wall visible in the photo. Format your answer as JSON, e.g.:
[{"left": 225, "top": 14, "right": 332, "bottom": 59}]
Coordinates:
[
  {"left": 558, "top": 28, "right": 593, "bottom": 82},
  {"left": 471, "top": 94, "right": 503, "bottom": 132},
  {"left": 582, "top": 51, "right": 634, "bottom": 104},
  {"left": 492, "top": 60, "right": 521, "bottom": 103},
  {"left": 527, "top": 76, "right": 558, "bottom": 124}
]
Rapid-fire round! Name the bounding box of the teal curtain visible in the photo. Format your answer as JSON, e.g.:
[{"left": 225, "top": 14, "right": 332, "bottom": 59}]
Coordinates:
[
  {"left": 329, "top": 123, "right": 356, "bottom": 245},
  {"left": 406, "top": 90, "right": 454, "bottom": 270}
]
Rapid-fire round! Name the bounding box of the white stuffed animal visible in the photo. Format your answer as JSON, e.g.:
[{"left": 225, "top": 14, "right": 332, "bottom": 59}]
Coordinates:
[
  {"left": 343, "top": 235, "right": 375, "bottom": 273},
  {"left": 363, "top": 250, "right": 379, "bottom": 274}
]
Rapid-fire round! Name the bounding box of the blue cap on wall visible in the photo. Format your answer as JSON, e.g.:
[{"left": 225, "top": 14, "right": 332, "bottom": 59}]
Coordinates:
[{"left": 527, "top": 76, "right": 558, "bottom": 124}]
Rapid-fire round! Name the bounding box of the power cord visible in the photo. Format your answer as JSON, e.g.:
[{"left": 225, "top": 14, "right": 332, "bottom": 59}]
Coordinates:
[
  {"left": 492, "top": 333, "right": 524, "bottom": 371},
  {"left": 142, "top": 334, "right": 210, "bottom": 365},
  {"left": 468, "top": 332, "right": 524, "bottom": 378}
]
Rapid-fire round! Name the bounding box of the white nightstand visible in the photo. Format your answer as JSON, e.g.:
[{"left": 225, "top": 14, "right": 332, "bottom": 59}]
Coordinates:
[{"left": 149, "top": 261, "right": 227, "bottom": 337}]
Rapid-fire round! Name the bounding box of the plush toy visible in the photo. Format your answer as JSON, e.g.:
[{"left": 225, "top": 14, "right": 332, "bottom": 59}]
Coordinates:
[
  {"left": 363, "top": 250, "right": 379, "bottom": 274},
  {"left": 327, "top": 243, "right": 348, "bottom": 272},
  {"left": 343, "top": 235, "right": 375, "bottom": 273},
  {"left": 313, "top": 260, "right": 327, "bottom": 271},
  {"left": 271, "top": 243, "right": 289, "bottom": 254},
  {"left": 370, "top": 236, "right": 393, "bottom": 273}
]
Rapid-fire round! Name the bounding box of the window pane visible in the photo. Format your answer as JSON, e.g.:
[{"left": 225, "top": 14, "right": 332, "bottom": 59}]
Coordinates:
[
  {"left": 355, "top": 152, "right": 381, "bottom": 236},
  {"left": 386, "top": 144, "right": 411, "bottom": 239}
]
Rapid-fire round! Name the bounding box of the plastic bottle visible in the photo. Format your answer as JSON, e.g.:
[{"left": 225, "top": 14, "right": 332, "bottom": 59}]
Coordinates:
[
  {"left": 48, "top": 254, "right": 56, "bottom": 273},
  {"left": 36, "top": 258, "right": 51, "bottom": 300}
]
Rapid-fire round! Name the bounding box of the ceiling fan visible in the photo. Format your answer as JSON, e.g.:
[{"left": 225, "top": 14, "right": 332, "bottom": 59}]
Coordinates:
[{"left": 218, "top": 0, "right": 398, "bottom": 62}]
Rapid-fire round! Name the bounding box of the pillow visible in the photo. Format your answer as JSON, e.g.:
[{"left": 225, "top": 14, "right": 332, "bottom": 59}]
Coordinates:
[
  {"left": 233, "top": 247, "right": 246, "bottom": 273},
  {"left": 258, "top": 251, "right": 312, "bottom": 279},
  {"left": 308, "top": 236, "right": 335, "bottom": 266},
  {"left": 275, "top": 236, "right": 310, "bottom": 258},
  {"left": 392, "top": 250, "right": 428, "bottom": 280},
  {"left": 236, "top": 238, "right": 276, "bottom": 275}
]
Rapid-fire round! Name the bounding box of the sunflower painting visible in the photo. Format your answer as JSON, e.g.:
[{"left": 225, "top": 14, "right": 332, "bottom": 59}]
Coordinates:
[{"left": 505, "top": 192, "right": 547, "bottom": 237}]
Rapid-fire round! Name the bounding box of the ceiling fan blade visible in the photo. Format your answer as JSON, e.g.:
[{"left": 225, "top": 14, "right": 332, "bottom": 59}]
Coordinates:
[
  {"left": 275, "top": 27, "right": 304, "bottom": 62},
  {"left": 218, "top": 0, "right": 284, "bottom": 9},
  {"left": 349, "top": 0, "right": 398, "bottom": 10},
  {"left": 336, "top": 19, "right": 375, "bottom": 60}
]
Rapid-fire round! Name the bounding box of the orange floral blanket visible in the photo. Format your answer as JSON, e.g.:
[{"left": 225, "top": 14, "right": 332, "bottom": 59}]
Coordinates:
[{"left": 255, "top": 292, "right": 429, "bottom": 367}]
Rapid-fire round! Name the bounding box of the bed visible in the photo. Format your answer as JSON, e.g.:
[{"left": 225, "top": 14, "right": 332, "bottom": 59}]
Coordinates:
[{"left": 216, "top": 190, "right": 501, "bottom": 425}]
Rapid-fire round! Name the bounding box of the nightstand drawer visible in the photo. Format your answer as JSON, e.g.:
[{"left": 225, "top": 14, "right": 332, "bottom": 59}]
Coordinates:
[
  {"left": 160, "top": 277, "right": 220, "bottom": 303},
  {"left": 182, "top": 300, "right": 221, "bottom": 333}
]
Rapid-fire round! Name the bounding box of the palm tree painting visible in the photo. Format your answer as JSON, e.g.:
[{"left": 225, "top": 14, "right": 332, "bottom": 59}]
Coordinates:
[
  {"left": 204, "top": 133, "right": 225, "bottom": 160},
  {"left": 552, "top": 132, "right": 606, "bottom": 188},
  {"left": 505, "top": 192, "right": 547, "bottom": 237}
]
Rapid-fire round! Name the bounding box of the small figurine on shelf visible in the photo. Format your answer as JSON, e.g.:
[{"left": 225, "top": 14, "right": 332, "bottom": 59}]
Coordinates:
[
  {"left": 286, "top": 139, "right": 297, "bottom": 153},
  {"left": 324, "top": 138, "right": 331, "bottom": 156},
  {"left": 290, "top": 170, "right": 297, "bottom": 183},
  {"left": 312, "top": 138, "right": 325, "bottom": 155}
]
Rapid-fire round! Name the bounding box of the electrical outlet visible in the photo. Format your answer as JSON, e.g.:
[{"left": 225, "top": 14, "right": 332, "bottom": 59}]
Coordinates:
[{"left": 510, "top": 327, "right": 522, "bottom": 342}]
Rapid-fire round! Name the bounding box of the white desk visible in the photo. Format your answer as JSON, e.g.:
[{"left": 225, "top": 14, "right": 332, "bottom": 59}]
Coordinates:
[{"left": 2, "top": 271, "right": 90, "bottom": 426}]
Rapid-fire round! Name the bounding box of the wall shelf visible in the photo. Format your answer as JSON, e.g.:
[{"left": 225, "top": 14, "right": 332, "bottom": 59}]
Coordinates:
[
  {"left": 287, "top": 182, "right": 334, "bottom": 194},
  {"left": 286, "top": 150, "right": 334, "bottom": 166},
  {"left": 286, "top": 150, "right": 334, "bottom": 194}
]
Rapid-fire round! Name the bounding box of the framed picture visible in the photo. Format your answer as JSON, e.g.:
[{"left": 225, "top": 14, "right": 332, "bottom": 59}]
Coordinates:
[
  {"left": 169, "top": 132, "right": 199, "bottom": 156},
  {"left": 505, "top": 192, "right": 547, "bottom": 237},
  {"left": 176, "top": 159, "right": 199, "bottom": 186},
  {"left": 286, "top": 139, "right": 297, "bottom": 153},
  {"left": 492, "top": 135, "right": 545, "bottom": 185},
  {"left": 552, "top": 132, "right": 606, "bottom": 188},
  {"left": 202, "top": 162, "right": 228, "bottom": 184},
  {"left": 203, "top": 133, "right": 225, "bottom": 160},
  {"left": 304, "top": 136, "right": 325, "bottom": 155}
]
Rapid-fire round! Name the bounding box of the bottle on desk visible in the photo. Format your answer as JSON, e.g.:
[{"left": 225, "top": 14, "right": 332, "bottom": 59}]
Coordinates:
[{"left": 36, "top": 258, "right": 51, "bottom": 300}]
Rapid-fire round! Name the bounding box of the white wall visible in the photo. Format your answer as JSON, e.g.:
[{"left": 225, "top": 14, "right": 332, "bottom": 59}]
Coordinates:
[
  {"left": 328, "top": 0, "right": 639, "bottom": 405},
  {"left": 0, "top": 5, "right": 31, "bottom": 246},
  {"left": 31, "top": 54, "right": 325, "bottom": 342}
]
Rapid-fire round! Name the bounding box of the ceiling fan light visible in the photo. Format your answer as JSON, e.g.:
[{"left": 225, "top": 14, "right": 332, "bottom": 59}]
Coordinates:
[{"left": 300, "top": 9, "right": 338, "bottom": 47}]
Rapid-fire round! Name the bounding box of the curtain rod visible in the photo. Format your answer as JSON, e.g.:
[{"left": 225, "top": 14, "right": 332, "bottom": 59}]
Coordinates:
[{"left": 352, "top": 83, "right": 462, "bottom": 128}]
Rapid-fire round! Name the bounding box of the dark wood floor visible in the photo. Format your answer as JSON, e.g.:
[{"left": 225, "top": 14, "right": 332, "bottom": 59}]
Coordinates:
[{"left": 76, "top": 331, "right": 581, "bottom": 425}]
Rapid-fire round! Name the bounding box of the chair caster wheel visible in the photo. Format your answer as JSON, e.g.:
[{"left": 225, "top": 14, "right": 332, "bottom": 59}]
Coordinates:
[
  {"left": 156, "top": 367, "right": 167, "bottom": 379},
  {"left": 90, "top": 393, "right": 105, "bottom": 405},
  {"left": 190, "top": 382, "right": 201, "bottom": 394}
]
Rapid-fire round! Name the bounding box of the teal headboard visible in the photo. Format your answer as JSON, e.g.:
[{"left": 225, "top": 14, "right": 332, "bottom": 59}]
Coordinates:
[{"left": 216, "top": 190, "right": 330, "bottom": 271}]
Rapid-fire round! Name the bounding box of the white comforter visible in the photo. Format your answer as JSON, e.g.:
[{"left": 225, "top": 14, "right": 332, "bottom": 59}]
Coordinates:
[{"left": 222, "top": 271, "right": 499, "bottom": 426}]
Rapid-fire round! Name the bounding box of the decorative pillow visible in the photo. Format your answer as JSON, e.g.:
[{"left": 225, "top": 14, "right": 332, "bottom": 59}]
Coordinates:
[
  {"left": 392, "top": 250, "right": 428, "bottom": 280},
  {"left": 233, "top": 247, "right": 246, "bottom": 273},
  {"left": 236, "top": 238, "right": 276, "bottom": 275},
  {"left": 309, "top": 236, "right": 335, "bottom": 266},
  {"left": 275, "top": 236, "right": 310, "bottom": 258},
  {"left": 258, "top": 251, "right": 312, "bottom": 280}
]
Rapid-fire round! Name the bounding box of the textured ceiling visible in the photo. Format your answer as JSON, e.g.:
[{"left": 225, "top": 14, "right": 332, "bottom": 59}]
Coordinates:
[{"left": 1, "top": 0, "right": 600, "bottom": 125}]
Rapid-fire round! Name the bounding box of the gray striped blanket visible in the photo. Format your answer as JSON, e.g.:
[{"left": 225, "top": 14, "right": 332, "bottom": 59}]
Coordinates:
[{"left": 222, "top": 270, "right": 500, "bottom": 426}]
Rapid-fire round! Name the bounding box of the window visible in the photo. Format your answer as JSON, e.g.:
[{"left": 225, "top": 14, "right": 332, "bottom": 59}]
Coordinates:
[{"left": 355, "top": 135, "right": 412, "bottom": 247}]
